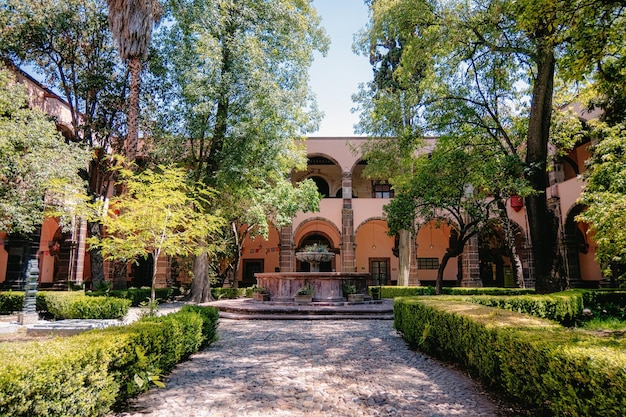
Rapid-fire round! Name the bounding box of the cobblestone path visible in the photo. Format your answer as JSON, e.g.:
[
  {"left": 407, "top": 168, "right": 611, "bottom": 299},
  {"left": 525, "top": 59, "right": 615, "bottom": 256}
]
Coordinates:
[{"left": 115, "top": 319, "right": 514, "bottom": 417}]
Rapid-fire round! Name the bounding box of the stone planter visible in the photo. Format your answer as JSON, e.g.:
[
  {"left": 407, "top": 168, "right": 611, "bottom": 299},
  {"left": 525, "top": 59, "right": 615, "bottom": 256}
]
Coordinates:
[
  {"left": 294, "top": 295, "right": 313, "bottom": 304},
  {"left": 347, "top": 294, "right": 365, "bottom": 303},
  {"left": 253, "top": 292, "right": 270, "bottom": 301}
]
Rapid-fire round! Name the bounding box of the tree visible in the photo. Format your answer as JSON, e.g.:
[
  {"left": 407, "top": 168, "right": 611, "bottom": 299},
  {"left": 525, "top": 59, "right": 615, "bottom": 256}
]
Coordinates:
[
  {"left": 146, "top": 0, "right": 329, "bottom": 301},
  {"left": 0, "top": 0, "right": 129, "bottom": 287},
  {"left": 385, "top": 140, "right": 506, "bottom": 294},
  {"left": 0, "top": 66, "right": 89, "bottom": 235},
  {"left": 577, "top": 122, "right": 626, "bottom": 284},
  {"left": 357, "top": 0, "right": 626, "bottom": 293},
  {"left": 571, "top": 5, "right": 626, "bottom": 284},
  {"left": 107, "top": 0, "right": 162, "bottom": 162},
  {"left": 88, "top": 164, "right": 223, "bottom": 301}
]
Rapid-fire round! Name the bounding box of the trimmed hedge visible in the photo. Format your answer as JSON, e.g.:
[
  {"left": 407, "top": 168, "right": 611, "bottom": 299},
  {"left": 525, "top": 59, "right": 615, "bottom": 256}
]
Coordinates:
[
  {"left": 370, "top": 286, "right": 534, "bottom": 299},
  {"left": 87, "top": 288, "right": 179, "bottom": 307},
  {"left": 468, "top": 290, "right": 584, "bottom": 325},
  {"left": 211, "top": 287, "right": 247, "bottom": 299},
  {"left": 38, "top": 292, "right": 131, "bottom": 320},
  {"left": 394, "top": 296, "right": 626, "bottom": 416},
  {"left": 0, "top": 306, "right": 219, "bottom": 417},
  {"left": 0, "top": 291, "right": 24, "bottom": 314}
]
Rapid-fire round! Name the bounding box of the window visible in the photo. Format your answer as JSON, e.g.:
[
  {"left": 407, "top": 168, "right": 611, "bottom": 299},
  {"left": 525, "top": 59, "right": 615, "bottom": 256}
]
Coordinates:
[
  {"left": 372, "top": 180, "right": 394, "bottom": 198},
  {"left": 417, "top": 257, "right": 439, "bottom": 270}
]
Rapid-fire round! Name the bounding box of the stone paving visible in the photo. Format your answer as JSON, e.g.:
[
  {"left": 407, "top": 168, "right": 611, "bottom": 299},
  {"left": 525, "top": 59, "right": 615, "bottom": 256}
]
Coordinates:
[{"left": 114, "top": 319, "right": 518, "bottom": 417}]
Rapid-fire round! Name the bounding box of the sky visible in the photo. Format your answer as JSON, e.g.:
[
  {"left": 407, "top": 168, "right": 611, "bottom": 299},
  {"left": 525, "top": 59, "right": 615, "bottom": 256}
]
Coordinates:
[{"left": 308, "top": 0, "right": 372, "bottom": 137}]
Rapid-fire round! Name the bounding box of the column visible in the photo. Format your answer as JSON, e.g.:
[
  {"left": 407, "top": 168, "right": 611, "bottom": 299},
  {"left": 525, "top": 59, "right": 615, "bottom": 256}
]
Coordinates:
[
  {"left": 461, "top": 234, "right": 482, "bottom": 287},
  {"left": 341, "top": 171, "right": 356, "bottom": 272},
  {"left": 279, "top": 225, "right": 295, "bottom": 272}
]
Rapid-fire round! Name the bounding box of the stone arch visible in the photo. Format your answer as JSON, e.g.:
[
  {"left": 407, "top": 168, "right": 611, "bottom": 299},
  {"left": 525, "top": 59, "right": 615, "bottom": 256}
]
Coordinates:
[
  {"left": 293, "top": 218, "right": 340, "bottom": 272},
  {"left": 294, "top": 154, "right": 343, "bottom": 198},
  {"left": 293, "top": 217, "right": 341, "bottom": 249},
  {"left": 415, "top": 218, "right": 460, "bottom": 284}
]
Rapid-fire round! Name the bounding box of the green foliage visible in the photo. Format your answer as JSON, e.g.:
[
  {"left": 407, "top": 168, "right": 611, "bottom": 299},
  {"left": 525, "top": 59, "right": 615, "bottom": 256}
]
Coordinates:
[
  {"left": 0, "top": 66, "right": 90, "bottom": 234},
  {"left": 88, "top": 164, "right": 224, "bottom": 301},
  {"left": 41, "top": 292, "right": 131, "bottom": 320},
  {"left": 295, "top": 284, "right": 313, "bottom": 296},
  {"left": 373, "top": 286, "right": 534, "bottom": 299},
  {"left": 469, "top": 291, "right": 584, "bottom": 325},
  {"left": 394, "top": 297, "right": 626, "bottom": 416},
  {"left": 578, "top": 122, "right": 626, "bottom": 275},
  {"left": 0, "top": 0, "right": 126, "bottom": 147},
  {"left": 0, "top": 306, "right": 219, "bottom": 416},
  {"left": 87, "top": 288, "right": 178, "bottom": 306},
  {"left": 210, "top": 287, "right": 246, "bottom": 300},
  {"left": 0, "top": 291, "right": 24, "bottom": 314}
]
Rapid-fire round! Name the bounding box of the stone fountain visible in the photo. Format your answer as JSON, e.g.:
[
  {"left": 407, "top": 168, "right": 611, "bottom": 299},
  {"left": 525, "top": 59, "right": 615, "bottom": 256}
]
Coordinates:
[{"left": 255, "top": 244, "right": 370, "bottom": 303}]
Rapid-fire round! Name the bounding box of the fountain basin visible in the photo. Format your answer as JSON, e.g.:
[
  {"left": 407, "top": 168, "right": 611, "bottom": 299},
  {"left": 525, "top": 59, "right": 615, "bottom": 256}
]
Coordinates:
[
  {"left": 255, "top": 272, "right": 371, "bottom": 302},
  {"left": 295, "top": 251, "right": 335, "bottom": 272}
]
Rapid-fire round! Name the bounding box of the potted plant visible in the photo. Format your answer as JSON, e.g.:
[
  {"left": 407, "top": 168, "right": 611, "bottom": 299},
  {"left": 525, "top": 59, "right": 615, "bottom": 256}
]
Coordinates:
[
  {"left": 294, "top": 284, "right": 313, "bottom": 304},
  {"left": 252, "top": 286, "right": 270, "bottom": 301},
  {"left": 343, "top": 283, "right": 364, "bottom": 303}
]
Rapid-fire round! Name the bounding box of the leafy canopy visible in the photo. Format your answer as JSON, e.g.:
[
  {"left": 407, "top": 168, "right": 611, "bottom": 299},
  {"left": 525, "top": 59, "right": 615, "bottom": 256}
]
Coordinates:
[
  {"left": 88, "top": 164, "right": 224, "bottom": 263},
  {"left": 0, "top": 66, "right": 89, "bottom": 234}
]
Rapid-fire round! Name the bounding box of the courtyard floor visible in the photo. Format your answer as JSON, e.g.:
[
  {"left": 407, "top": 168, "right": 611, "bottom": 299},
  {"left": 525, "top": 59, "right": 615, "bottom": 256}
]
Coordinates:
[{"left": 113, "top": 318, "right": 522, "bottom": 417}]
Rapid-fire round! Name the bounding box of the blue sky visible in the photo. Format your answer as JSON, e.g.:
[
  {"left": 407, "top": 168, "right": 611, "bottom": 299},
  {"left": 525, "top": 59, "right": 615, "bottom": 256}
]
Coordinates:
[{"left": 309, "top": 0, "right": 371, "bottom": 137}]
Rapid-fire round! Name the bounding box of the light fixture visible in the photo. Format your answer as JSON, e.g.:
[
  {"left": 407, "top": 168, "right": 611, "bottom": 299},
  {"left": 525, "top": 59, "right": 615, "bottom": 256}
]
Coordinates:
[
  {"left": 429, "top": 224, "right": 434, "bottom": 250},
  {"left": 371, "top": 222, "right": 376, "bottom": 251}
]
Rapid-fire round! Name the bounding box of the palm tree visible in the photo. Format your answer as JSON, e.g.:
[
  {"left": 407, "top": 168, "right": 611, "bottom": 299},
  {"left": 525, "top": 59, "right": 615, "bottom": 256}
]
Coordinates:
[{"left": 107, "top": 0, "right": 162, "bottom": 163}]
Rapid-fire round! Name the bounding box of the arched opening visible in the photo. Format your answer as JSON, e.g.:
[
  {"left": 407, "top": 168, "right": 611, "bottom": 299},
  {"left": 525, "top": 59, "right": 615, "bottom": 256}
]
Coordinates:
[
  {"left": 131, "top": 255, "right": 154, "bottom": 288},
  {"left": 297, "top": 232, "right": 335, "bottom": 272},
  {"left": 478, "top": 219, "right": 525, "bottom": 288},
  {"left": 310, "top": 176, "right": 330, "bottom": 198},
  {"left": 564, "top": 205, "right": 602, "bottom": 287}
]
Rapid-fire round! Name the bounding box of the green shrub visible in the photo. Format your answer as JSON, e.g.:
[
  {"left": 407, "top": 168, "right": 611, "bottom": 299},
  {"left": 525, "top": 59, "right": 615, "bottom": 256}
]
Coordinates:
[
  {"left": 210, "top": 287, "right": 246, "bottom": 299},
  {"left": 42, "top": 292, "right": 131, "bottom": 320},
  {"left": 469, "top": 290, "right": 584, "bottom": 325},
  {"left": 0, "top": 306, "right": 219, "bottom": 417},
  {"left": 180, "top": 304, "right": 219, "bottom": 347},
  {"left": 87, "top": 288, "right": 178, "bottom": 307},
  {"left": 394, "top": 297, "right": 626, "bottom": 416},
  {"left": 372, "top": 286, "right": 534, "bottom": 299},
  {"left": 0, "top": 291, "right": 24, "bottom": 314}
]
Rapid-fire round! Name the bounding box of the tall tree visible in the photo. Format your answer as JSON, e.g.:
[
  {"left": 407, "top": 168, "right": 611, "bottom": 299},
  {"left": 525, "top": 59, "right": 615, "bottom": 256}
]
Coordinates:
[
  {"left": 0, "top": 66, "right": 89, "bottom": 235},
  {"left": 0, "top": 0, "right": 128, "bottom": 287},
  {"left": 107, "top": 0, "right": 162, "bottom": 162},
  {"left": 146, "top": 0, "right": 329, "bottom": 301},
  {"left": 88, "top": 164, "right": 223, "bottom": 301},
  {"left": 357, "top": 0, "right": 626, "bottom": 293}
]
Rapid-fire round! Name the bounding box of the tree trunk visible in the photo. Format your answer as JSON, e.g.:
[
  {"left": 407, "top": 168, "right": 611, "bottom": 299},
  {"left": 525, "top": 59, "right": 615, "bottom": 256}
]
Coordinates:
[
  {"left": 435, "top": 251, "right": 453, "bottom": 295},
  {"left": 525, "top": 44, "right": 560, "bottom": 294},
  {"left": 151, "top": 250, "right": 159, "bottom": 302},
  {"left": 189, "top": 252, "right": 212, "bottom": 303},
  {"left": 397, "top": 229, "right": 411, "bottom": 286},
  {"left": 124, "top": 57, "right": 141, "bottom": 163}
]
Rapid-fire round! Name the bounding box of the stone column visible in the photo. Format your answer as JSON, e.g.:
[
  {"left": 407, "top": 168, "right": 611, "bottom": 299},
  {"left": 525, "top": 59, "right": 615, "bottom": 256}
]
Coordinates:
[
  {"left": 461, "top": 234, "right": 482, "bottom": 287},
  {"left": 341, "top": 171, "right": 356, "bottom": 272},
  {"left": 279, "top": 225, "right": 295, "bottom": 272}
]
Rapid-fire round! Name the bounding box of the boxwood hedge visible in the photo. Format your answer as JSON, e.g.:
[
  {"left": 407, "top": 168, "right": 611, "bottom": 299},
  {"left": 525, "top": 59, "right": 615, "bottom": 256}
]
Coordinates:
[
  {"left": 394, "top": 296, "right": 626, "bottom": 416},
  {"left": 0, "top": 306, "right": 219, "bottom": 417},
  {"left": 369, "top": 285, "right": 534, "bottom": 299},
  {"left": 0, "top": 291, "right": 24, "bottom": 314},
  {"left": 38, "top": 292, "right": 131, "bottom": 320}
]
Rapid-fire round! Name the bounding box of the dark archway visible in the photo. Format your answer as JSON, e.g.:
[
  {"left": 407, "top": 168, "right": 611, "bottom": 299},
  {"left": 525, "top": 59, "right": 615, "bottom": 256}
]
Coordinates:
[
  {"left": 297, "top": 233, "right": 334, "bottom": 272},
  {"left": 310, "top": 176, "right": 330, "bottom": 198}
]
